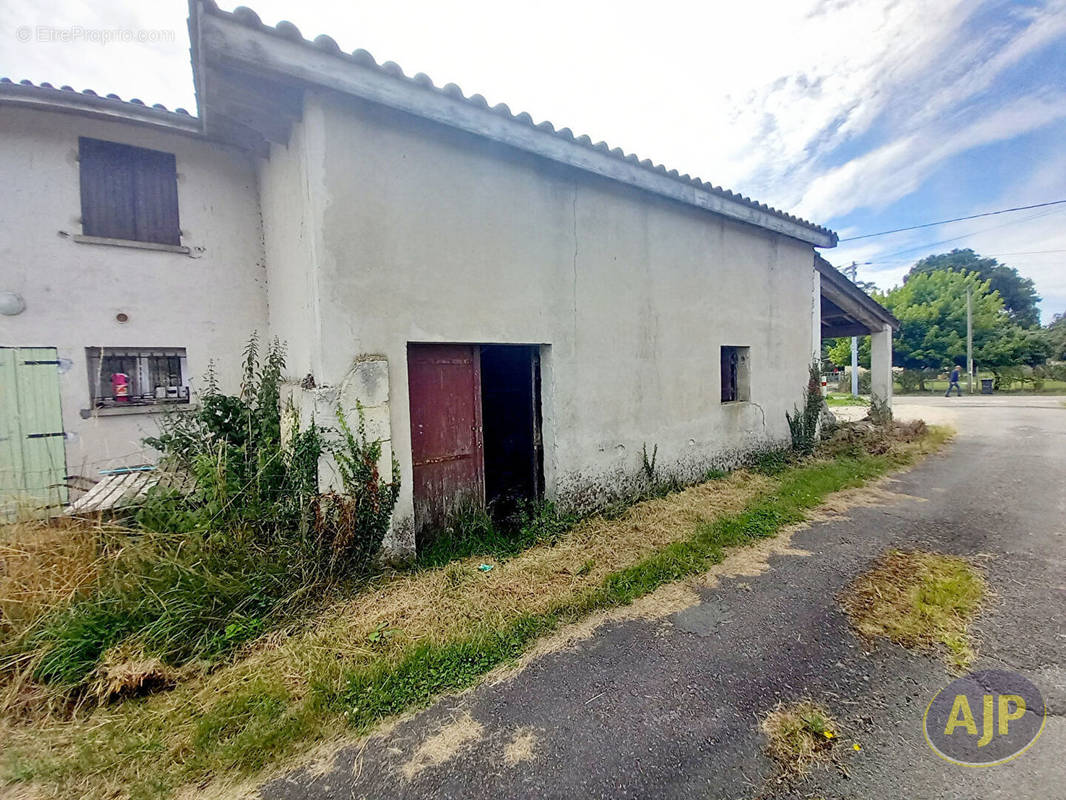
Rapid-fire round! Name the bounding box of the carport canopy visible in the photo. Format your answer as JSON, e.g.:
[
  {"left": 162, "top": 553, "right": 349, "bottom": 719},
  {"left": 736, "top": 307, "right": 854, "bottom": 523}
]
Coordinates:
[{"left": 815, "top": 255, "right": 900, "bottom": 404}]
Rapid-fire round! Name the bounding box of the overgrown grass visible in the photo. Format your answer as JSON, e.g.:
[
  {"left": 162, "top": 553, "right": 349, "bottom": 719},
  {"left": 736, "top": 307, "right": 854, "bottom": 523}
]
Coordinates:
[
  {"left": 840, "top": 549, "right": 985, "bottom": 672},
  {"left": 417, "top": 463, "right": 700, "bottom": 569},
  {"left": 1, "top": 338, "right": 401, "bottom": 704},
  {"left": 415, "top": 501, "right": 577, "bottom": 568},
  {"left": 1, "top": 425, "right": 950, "bottom": 799}
]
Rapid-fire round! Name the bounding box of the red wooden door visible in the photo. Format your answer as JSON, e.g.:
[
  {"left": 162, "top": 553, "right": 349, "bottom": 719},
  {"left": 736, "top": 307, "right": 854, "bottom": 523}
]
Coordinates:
[{"left": 407, "top": 344, "right": 484, "bottom": 532}]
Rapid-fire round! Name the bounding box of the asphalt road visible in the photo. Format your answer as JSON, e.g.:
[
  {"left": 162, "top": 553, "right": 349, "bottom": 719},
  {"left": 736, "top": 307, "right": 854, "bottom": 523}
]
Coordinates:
[{"left": 260, "top": 395, "right": 1066, "bottom": 800}]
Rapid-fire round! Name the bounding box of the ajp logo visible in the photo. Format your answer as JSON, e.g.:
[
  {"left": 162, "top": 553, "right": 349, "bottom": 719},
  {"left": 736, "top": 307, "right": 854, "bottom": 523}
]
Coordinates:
[{"left": 924, "top": 670, "right": 1046, "bottom": 766}]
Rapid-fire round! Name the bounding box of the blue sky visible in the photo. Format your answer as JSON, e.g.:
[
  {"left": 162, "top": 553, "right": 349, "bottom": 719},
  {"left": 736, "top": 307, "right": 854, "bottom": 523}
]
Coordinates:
[{"left": 3, "top": 0, "right": 1065, "bottom": 321}]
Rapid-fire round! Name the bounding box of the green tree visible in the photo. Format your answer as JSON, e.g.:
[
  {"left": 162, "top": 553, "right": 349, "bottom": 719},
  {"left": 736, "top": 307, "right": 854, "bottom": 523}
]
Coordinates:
[
  {"left": 906, "top": 249, "right": 1041, "bottom": 328},
  {"left": 980, "top": 326, "right": 1054, "bottom": 388},
  {"left": 826, "top": 335, "right": 869, "bottom": 369},
  {"left": 885, "top": 270, "right": 1008, "bottom": 371},
  {"left": 1046, "top": 312, "right": 1066, "bottom": 361}
]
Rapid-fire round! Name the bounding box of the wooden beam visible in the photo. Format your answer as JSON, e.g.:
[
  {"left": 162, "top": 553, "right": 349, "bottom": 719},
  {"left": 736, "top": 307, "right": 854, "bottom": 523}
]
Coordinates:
[
  {"left": 208, "top": 94, "right": 295, "bottom": 144},
  {"left": 207, "top": 116, "right": 270, "bottom": 158},
  {"left": 821, "top": 323, "right": 873, "bottom": 338},
  {"left": 820, "top": 280, "right": 886, "bottom": 331},
  {"left": 209, "top": 68, "right": 304, "bottom": 121}
]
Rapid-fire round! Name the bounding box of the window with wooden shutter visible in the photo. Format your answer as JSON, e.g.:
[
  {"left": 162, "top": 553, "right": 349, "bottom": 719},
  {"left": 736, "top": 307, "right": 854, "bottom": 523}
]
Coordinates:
[{"left": 78, "top": 137, "right": 181, "bottom": 246}]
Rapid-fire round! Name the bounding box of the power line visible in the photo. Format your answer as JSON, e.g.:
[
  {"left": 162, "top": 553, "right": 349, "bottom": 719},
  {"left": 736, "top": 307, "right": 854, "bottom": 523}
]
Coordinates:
[
  {"left": 864, "top": 206, "right": 1065, "bottom": 262},
  {"left": 973, "top": 248, "right": 1066, "bottom": 257},
  {"left": 838, "top": 199, "right": 1066, "bottom": 242},
  {"left": 873, "top": 248, "right": 1066, "bottom": 264}
]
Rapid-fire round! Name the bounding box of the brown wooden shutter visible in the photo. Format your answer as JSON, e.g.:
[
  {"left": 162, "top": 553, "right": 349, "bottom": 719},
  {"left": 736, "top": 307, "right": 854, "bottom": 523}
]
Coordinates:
[
  {"left": 78, "top": 138, "right": 180, "bottom": 246},
  {"left": 132, "top": 148, "right": 180, "bottom": 246},
  {"left": 79, "top": 138, "right": 137, "bottom": 241}
]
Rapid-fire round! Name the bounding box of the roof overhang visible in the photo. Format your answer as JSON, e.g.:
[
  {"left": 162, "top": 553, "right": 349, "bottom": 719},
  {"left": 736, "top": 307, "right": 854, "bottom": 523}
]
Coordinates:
[
  {"left": 816, "top": 255, "right": 899, "bottom": 337},
  {"left": 188, "top": 0, "right": 837, "bottom": 248},
  {"left": 0, "top": 80, "right": 200, "bottom": 136}
]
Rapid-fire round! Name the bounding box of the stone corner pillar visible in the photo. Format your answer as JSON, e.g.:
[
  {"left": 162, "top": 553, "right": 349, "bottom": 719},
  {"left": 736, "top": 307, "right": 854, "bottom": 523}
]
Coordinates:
[{"left": 870, "top": 324, "right": 894, "bottom": 407}]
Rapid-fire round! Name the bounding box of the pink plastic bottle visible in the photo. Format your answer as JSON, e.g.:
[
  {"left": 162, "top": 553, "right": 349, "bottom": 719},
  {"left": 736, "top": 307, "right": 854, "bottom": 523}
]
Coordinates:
[{"left": 111, "top": 372, "right": 130, "bottom": 402}]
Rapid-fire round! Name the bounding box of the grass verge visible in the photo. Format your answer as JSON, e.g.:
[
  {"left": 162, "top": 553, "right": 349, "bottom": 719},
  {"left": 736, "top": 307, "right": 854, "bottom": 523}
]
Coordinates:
[
  {"left": 1, "top": 426, "right": 951, "bottom": 799},
  {"left": 825, "top": 392, "right": 870, "bottom": 407},
  {"left": 840, "top": 548, "right": 985, "bottom": 672}
]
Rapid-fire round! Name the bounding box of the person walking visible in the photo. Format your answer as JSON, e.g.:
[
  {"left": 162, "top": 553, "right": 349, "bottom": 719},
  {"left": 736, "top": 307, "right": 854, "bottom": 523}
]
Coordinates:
[{"left": 945, "top": 364, "right": 963, "bottom": 397}]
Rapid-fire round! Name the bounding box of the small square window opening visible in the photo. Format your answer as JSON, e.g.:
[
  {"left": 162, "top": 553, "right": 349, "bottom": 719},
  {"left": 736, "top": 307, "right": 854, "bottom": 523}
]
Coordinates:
[{"left": 720, "top": 346, "right": 751, "bottom": 403}]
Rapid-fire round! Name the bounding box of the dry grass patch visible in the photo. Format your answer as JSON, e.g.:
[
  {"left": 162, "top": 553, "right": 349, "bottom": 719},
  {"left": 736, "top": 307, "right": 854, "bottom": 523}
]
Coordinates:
[
  {"left": 401, "top": 711, "right": 484, "bottom": 779},
  {"left": 841, "top": 549, "right": 985, "bottom": 672},
  {"left": 0, "top": 518, "right": 107, "bottom": 642},
  {"left": 272, "top": 470, "right": 771, "bottom": 682},
  {"left": 88, "top": 642, "right": 181, "bottom": 703},
  {"left": 761, "top": 700, "right": 839, "bottom": 775},
  {"left": 503, "top": 727, "right": 539, "bottom": 766}
]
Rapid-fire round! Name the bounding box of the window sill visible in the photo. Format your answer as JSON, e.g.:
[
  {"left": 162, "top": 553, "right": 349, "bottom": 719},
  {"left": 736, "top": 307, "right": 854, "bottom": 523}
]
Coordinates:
[
  {"left": 91, "top": 403, "right": 197, "bottom": 417},
  {"left": 71, "top": 234, "right": 190, "bottom": 255}
]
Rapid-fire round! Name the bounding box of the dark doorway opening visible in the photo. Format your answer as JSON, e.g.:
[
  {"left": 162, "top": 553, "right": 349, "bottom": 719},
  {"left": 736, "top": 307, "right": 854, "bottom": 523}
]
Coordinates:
[{"left": 479, "top": 345, "right": 543, "bottom": 518}]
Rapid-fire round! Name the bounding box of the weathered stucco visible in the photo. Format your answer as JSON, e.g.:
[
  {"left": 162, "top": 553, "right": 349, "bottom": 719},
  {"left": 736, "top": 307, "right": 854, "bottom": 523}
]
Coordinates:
[
  {"left": 258, "top": 92, "right": 818, "bottom": 542},
  {"left": 0, "top": 106, "right": 267, "bottom": 476},
  {"left": 4, "top": 78, "right": 831, "bottom": 555}
]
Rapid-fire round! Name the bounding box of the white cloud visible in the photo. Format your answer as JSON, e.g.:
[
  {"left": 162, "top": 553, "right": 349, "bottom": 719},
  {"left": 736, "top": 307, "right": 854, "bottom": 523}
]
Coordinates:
[{"left": 797, "top": 90, "right": 1066, "bottom": 220}]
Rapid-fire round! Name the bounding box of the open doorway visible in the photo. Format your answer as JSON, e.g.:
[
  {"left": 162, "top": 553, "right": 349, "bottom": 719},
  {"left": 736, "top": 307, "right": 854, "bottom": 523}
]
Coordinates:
[{"left": 480, "top": 345, "right": 543, "bottom": 518}]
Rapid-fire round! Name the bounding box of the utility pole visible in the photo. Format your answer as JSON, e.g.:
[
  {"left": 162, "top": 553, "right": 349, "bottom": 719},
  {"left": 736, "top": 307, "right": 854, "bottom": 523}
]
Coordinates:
[
  {"left": 846, "top": 261, "right": 859, "bottom": 397},
  {"left": 966, "top": 286, "right": 974, "bottom": 395}
]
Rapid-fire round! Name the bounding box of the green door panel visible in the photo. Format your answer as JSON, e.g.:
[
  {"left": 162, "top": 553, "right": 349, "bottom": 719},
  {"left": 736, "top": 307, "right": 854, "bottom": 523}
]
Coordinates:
[{"left": 0, "top": 347, "right": 68, "bottom": 517}]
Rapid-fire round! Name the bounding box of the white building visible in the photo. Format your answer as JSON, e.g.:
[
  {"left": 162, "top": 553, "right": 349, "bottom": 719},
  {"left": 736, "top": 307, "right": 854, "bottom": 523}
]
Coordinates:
[{"left": 0, "top": 1, "right": 896, "bottom": 551}]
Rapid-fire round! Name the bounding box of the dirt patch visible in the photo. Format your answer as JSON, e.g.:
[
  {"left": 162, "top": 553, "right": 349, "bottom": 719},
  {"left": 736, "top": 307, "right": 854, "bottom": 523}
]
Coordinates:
[
  {"left": 400, "top": 711, "right": 484, "bottom": 780},
  {"left": 840, "top": 549, "right": 985, "bottom": 672},
  {"left": 503, "top": 727, "right": 538, "bottom": 766}
]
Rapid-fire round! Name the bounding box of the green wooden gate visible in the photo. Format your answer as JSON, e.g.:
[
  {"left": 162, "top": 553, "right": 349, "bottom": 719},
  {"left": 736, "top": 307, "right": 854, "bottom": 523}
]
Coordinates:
[{"left": 0, "top": 347, "right": 68, "bottom": 517}]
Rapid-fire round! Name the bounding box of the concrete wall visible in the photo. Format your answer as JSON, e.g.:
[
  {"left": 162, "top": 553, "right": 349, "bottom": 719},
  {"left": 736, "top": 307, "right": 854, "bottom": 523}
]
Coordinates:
[
  {"left": 0, "top": 106, "right": 267, "bottom": 477},
  {"left": 260, "top": 102, "right": 323, "bottom": 384},
  {"left": 278, "top": 92, "right": 817, "bottom": 545}
]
